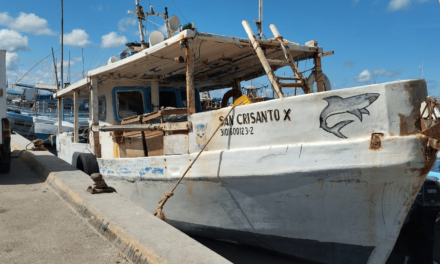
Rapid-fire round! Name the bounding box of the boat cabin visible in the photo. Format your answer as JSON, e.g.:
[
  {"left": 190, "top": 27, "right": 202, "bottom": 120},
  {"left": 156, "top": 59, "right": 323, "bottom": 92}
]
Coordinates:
[{"left": 54, "top": 24, "right": 331, "bottom": 164}]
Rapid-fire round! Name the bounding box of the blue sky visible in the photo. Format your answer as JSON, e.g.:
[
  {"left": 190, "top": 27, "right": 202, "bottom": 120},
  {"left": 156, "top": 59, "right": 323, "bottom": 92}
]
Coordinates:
[{"left": 0, "top": 0, "right": 439, "bottom": 97}]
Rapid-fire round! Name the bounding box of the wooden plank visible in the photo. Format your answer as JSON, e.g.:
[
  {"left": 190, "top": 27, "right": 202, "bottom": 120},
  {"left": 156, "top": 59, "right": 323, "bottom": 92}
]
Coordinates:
[
  {"left": 121, "top": 115, "right": 141, "bottom": 125},
  {"left": 142, "top": 112, "right": 162, "bottom": 123},
  {"left": 242, "top": 20, "right": 284, "bottom": 99},
  {"left": 160, "top": 108, "right": 187, "bottom": 116},
  {"left": 279, "top": 82, "right": 303, "bottom": 88},
  {"left": 318, "top": 51, "right": 334, "bottom": 57},
  {"left": 277, "top": 77, "right": 300, "bottom": 81},
  {"left": 95, "top": 122, "right": 190, "bottom": 132},
  {"left": 267, "top": 59, "right": 290, "bottom": 66},
  {"left": 90, "top": 76, "right": 100, "bottom": 158},
  {"left": 145, "top": 131, "right": 164, "bottom": 156},
  {"left": 73, "top": 90, "right": 79, "bottom": 143},
  {"left": 314, "top": 55, "right": 324, "bottom": 93},
  {"left": 186, "top": 38, "right": 196, "bottom": 115}
]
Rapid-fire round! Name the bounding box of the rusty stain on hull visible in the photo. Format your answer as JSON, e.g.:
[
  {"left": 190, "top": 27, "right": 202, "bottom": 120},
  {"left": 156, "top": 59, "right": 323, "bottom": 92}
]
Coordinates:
[{"left": 369, "top": 133, "right": 384, "bottom": 151}]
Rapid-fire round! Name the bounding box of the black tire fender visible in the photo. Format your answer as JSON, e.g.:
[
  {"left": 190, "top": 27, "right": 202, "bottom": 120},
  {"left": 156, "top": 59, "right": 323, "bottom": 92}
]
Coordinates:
[
  {"left": 76, "top": 153, "right": 99, "bottom": 176},
  {"left": 221, "top": 89, "right": 242, "bottom": 108}
]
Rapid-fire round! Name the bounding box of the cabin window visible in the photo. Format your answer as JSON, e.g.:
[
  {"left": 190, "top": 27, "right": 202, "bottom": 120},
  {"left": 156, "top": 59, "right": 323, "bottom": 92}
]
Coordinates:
[
  {"left": 180, "top": 90, "right": 187, "bottom": 107},
  {"left": 150, "top": 90, "right": 178, "bottom": 109},
  {"left": 98, "top": 96, "right": 106, "bottom": 121},
  {"left": 116, "top": 91, "right": 144, "bottom": 119},
  {"left": 159, "top": 91, "right": 177, "bottom": 108}
]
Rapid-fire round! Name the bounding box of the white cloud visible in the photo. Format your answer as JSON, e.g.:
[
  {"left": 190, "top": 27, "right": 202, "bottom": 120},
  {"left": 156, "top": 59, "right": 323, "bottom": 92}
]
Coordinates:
[
  {"left": 388, "top": 0, "right": 428, "bottom": 11},
  {"left": 332, "top": 83, "right": 338, "bottom": 88},
  {"left": 372, "top": 69, "right": 402, "bottom": 77},
  {"left": 118, "top": 18, "right": 136, "bottom": 32},
  {"left": 388, "top": 0, "right": 411, "bottom": 10},
  {"left": 90, "top": 5, "right": 103, "bottom": 11},
  {"left": 0, "top": 29, "right": 28, "bottom": 52},
  {"left": 72, "top": 56, "right": 83, "bottom": 62},
  {"left": 6, "top": 52, "right": 19, "bottom": 70},
  {"left": 344, "top": 61, "right": 355, "bottom": 67},
  {"left": 101, "top": 32, "right": 127, "bottom": 48},
  {"left": 354, "top": 69, "right": 371, "bottom": 83},
  {"left": 56, "top": 60, "right": 75, "bottom": 68},
  {"left": 0, "top": 12, "right": 54, "bottom": 35},
  {"left": 63, "top": 29, "right": 91, "bottom": 47}
]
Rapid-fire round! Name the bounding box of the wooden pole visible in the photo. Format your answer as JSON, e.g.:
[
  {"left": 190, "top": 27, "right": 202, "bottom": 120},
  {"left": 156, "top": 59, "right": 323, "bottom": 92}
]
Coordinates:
[
  {"left": 232, "top": 79, "right": 241, "bottom": 101},
  {"left": 61, "top": 0, "right": 63, "bottom": 89},
  {"left": 151, "top": 78, "right": 160, "bottom": 112},
  {"left": 314, "top": 55, "right": 324, "bottom": 93},
  {"left": 185, "top": 38, "right": 196, "bottom": 116},
  {"left": 57, "top": 98, "right": 63, "bottom": 133},
  {"left": 73, "top": 90, "right": 79, "bottom": 143},
  {"left": 90, "top": 77, "right": 100, "bottom": 157},
  {"left": 242, "top": 20, "right": 284, "bottom": 99}
]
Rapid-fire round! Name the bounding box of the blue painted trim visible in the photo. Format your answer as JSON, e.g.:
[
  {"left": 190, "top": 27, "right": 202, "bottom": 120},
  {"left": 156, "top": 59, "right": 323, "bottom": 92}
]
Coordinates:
[{"left": 6, "top": 112, "right": 34, "bottom": 120}]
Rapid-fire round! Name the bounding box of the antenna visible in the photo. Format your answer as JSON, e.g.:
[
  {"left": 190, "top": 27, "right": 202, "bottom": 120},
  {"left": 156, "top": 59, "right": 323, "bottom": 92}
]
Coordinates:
[
  {"left": 129, "top": 0, "right": 147, "bottom": 49},
  {"left": 253, "top": 0, "right": 263, "bottom": 39},
  {"left": 81, "top": 48, "right": 84, "bottom": 78},
  {"left": 68, "top": 51, "right": 70, "bottom": 83}
]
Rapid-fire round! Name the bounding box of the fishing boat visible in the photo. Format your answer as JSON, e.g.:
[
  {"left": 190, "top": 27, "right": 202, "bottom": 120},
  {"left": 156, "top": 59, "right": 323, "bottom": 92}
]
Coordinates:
[
  {"left": 6, "top": 84, "right": 89, "bottom": 142},
  {"left": 53, "top": 2, "right": 440, "bottom": 263}
]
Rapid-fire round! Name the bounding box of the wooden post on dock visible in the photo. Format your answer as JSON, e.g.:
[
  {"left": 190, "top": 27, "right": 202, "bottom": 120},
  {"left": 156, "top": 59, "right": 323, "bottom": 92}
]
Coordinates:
[
  {"left": 90, "top": 77, "right": 100, "bottom": 157},
  {"left": 185, "top": 38, "right": 196, "bottom": 116},
  {"left": 73, "top": 90, "right": 79, "bottom": 143}
]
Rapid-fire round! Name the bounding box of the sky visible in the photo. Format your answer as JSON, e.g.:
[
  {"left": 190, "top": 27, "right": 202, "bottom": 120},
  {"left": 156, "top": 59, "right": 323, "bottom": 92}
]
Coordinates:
[{"left": 0, "top": 0, "right": 439, "bottom": 97}]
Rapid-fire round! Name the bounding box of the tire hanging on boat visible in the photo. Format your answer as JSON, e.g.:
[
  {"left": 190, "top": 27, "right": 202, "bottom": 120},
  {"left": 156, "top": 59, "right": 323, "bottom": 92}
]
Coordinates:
[
  {"left": 76, "top": 153, "right": 100, "bottom": 176},
  {"left": 221, "top": 89, "right": 242, "bottom": 107},
  {"left": 307, "top": 71, "right": 331, "bottom": 93}
]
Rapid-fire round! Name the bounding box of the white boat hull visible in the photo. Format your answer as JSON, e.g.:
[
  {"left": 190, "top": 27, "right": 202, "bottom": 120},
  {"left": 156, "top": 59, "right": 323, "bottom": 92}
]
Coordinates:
[{"left": 58, "top": 79, "right": 436, "bottom": 263}]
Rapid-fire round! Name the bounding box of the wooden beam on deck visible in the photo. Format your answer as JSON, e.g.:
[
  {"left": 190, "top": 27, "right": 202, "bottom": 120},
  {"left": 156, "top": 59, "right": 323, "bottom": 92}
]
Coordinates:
[
  {"left": 73, "top": 90, "right": 79, "bottom": 143},
  {"left": 185, "top": 38, "right": 196, "bottom": 116}
]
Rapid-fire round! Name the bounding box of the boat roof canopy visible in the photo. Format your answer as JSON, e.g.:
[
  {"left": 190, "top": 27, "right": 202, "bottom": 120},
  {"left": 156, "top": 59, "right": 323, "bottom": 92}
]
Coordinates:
[{"left": 54, "top": 29, "right": 322, "bottom": 99}]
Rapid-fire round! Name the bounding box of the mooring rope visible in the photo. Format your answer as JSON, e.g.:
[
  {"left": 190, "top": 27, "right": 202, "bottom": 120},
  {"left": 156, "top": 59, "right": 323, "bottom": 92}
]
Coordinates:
[{"left": 154, "top": 103, "right": 242, "bottom": 221}]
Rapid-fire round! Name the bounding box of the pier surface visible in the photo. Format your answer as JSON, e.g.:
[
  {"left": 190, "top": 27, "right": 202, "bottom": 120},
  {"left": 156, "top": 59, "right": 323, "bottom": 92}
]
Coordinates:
[
  {"left": 0, "top": 157, "right": 128, "bottom": 264},
  {"left": 2, "top": 134, "right": 306, "bottom": 264}
]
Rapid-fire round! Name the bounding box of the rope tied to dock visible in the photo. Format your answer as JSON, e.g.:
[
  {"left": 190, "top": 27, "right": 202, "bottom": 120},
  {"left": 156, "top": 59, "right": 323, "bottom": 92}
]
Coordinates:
[
  {"left": 87, "top": 173, "right": 116, "bottom": 194},
  {"left": 153, "top": 103, "right": 243, "bottom": 221}
]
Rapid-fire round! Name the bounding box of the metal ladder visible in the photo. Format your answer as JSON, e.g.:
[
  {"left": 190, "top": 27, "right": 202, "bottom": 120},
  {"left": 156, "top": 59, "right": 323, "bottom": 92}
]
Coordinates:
[{"left": 242, "top": 21, "right": 311, "bottom": 98}]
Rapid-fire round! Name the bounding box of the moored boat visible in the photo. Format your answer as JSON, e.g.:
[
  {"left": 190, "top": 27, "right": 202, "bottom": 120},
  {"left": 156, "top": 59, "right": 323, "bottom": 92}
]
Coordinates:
[{"left": 53, "top": 2, "right": 440, "bottom": 263}]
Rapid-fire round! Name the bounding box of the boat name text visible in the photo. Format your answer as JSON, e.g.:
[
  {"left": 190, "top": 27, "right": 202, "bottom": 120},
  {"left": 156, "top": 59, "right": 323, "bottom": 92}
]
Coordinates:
[{"left": 219, "top": 109, "right": 291, "bottom": 126}]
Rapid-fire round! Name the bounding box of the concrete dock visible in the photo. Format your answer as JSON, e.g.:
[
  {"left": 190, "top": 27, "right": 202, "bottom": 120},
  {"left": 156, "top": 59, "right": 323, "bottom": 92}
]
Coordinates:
[
  {"left": 6, "top": 134, "right": 232, "bottom": 264},
  {"left": 2, "top": 134, "right": 305, "bottom": 264},
  {"left": 0, "top": 157, "right": 129, "bottom": 264}
]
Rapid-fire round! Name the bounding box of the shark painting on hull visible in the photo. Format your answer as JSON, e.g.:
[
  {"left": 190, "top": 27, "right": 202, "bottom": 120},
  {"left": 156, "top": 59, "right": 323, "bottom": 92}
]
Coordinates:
[{"left": 319, "top": 93, "right": 380, "bottom": 138}]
